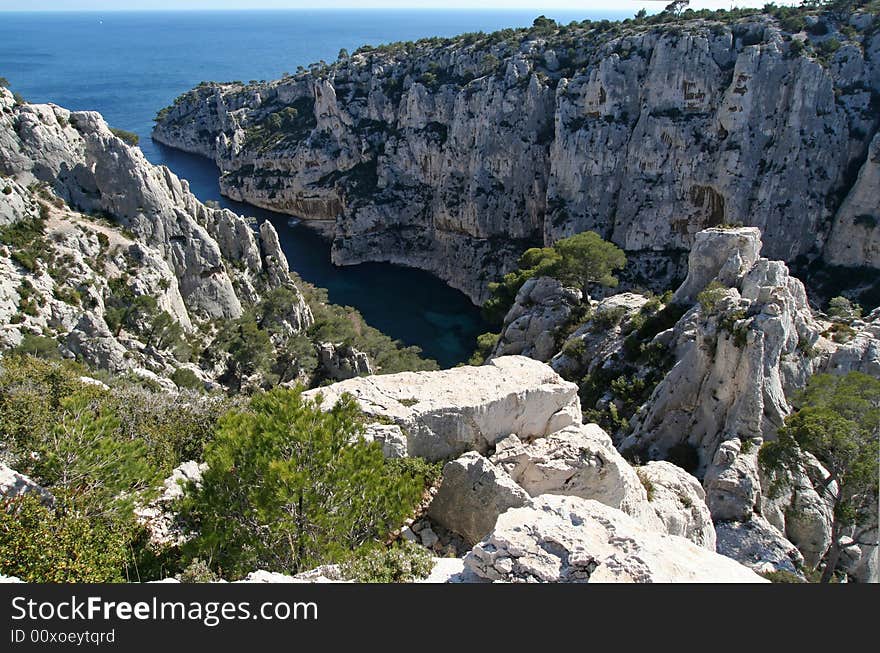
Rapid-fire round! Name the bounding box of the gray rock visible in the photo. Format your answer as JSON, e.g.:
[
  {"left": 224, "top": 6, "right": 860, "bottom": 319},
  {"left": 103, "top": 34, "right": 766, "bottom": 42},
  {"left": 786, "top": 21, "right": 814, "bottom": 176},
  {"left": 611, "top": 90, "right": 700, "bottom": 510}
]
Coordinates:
[
  {"left": 304, "top": 356, "right": 582, "bottom": 461},
  {"left": 427, "top": 452, "right": 530, "bottom": 546},
  {"left": 0, "top": 463, "right": 54, "bottom": 506},
  {"left": 716, "top": 515, "right": 805, "bottom": 577},
  {"left": 465, "top": 495, "right": 766, "bottom": 583}
]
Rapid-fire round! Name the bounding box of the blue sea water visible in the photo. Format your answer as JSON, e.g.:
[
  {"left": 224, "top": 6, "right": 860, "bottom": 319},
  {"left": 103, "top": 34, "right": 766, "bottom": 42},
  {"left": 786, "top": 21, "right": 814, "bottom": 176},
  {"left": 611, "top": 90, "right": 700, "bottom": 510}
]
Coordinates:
[{"left": 0, "top": 9, "right": 628, "bottom": 367}]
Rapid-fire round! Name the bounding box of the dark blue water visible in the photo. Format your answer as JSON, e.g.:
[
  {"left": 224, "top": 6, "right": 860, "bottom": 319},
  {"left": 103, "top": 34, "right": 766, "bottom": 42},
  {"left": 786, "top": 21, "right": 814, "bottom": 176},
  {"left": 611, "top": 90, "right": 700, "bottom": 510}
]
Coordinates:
[{"left": 0, "top": 9, "right": 628, "bottom": 367}]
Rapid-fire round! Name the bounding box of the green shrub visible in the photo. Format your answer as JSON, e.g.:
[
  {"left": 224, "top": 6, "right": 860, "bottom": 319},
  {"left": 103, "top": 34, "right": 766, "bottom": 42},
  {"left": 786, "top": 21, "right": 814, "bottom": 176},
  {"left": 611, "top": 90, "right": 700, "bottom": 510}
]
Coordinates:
[
  {"left": 482, "top": 232, "right": 625, "bottom": 324},
  {"left": 341, "top": 541, "right": 434, "bottom": 583},
  {"left": 827, "top": 296, "right": 861, "bottom": 321},
  {"left": 180, "top": 387, "right": 426, "bottom": 578},
  {"left": 110, "top": 127, "right": 140, "bottom": 146},
  {"left": 760, "top": 569, "right": 807, "bottom": 583},
  {"left": 468, "top": 331, "right": 500, "bottom": 365},
  {"left": 697, "top": 280, "right": 729, "bottom": 315},
  {"left": 10, "top": 333, "right": 61, "bottom": 360},
  {"left": 178, "top": 558, "right": 219, "bottom": 583},
  {"left": 170, "top": 367, "right": 203, "bottom": 391},
  {"left": 0, "top": 495, "right": 130, "bottom": 583}
]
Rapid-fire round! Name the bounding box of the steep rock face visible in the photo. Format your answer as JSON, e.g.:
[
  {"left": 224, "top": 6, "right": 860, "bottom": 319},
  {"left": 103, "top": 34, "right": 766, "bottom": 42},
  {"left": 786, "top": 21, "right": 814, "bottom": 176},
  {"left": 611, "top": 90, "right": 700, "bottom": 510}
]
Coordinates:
[
  {"left": 154, "top": 13, "right": 880, "bottom": 302},
  {"left": 0, "top": 91, "right": 313, "bottom": 384},
  {"left": 0, "top": 88, "right": 312, "bottom": 328},
  {"left": 303, "top": 356, "right": 582, "bottom": 461},
  {"left": 464, "top": 495, "right": 765, "bottom": 583},
  {"left": 622, "top": 229, "right": 829, "bottom": 477}
]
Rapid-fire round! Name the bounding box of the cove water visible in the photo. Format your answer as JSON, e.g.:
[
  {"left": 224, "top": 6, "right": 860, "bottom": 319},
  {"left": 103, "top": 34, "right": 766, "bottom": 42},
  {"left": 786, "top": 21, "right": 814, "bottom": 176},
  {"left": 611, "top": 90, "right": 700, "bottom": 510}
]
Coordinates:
[{"left": 0, "top": 9, "right": 627, "bottom": 367}]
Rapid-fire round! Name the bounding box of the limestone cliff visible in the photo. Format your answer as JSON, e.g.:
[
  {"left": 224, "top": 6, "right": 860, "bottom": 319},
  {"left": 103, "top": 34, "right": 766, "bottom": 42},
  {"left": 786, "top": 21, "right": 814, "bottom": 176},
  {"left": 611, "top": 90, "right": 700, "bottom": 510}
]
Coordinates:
[
  {"left": 0, "top": 88, "right": 313, "bottom": 387},
  {"left": 154, "top": 8, "right": 880, "bottom": 303}
]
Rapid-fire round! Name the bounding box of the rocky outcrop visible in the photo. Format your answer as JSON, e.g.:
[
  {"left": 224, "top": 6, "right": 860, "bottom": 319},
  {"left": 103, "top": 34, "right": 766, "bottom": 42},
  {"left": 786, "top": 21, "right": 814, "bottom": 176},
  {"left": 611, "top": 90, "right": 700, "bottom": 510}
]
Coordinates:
[
  {"left": 317, "top": 342, "right": 373, "bottom": 380},
  {"left": 716, "top": 516, "right": 805, "bottom": 577},
  {"left": 154, "top": 11, "right": 880, "bottom": 303},
  {"left": 464, "top": 495, "right": 765, "bottom": 583},
  {"left": 489, "top": 424, "right": 663, "bottom": 532},
  {"left": 135, "top": 461, "right": 206, "bottom": 548},
  {"left": 621, "top": 228, "right": 845, "bottom": 478},
  {"left": 491, "top": 277, "right": 582, "bottom": 361},
  {"left": 0, "top": 463, "right": 54, "bottom": 506},
  {"left": 427, "top": 452, "right": 530, "bottom": 546},
  {"left": 637, "top": 460, "right": 716, "bottom": 551},
  {"left": 303, "top": 356, "right": 581, "bottom": 460},
  {"left": 0, "top": 90, "right": 314, "bottom": 386}
]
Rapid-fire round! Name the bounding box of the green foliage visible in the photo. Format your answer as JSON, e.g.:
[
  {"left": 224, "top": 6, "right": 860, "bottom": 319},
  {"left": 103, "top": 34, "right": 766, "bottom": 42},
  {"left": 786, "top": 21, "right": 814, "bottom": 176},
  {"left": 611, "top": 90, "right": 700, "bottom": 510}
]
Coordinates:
[
  {"left": 21, "top": 392, "right": 158, "bottom": 519},
  {"left": 215, "top": 314, "right": 274, "bottom": 390},
  {"left": 0, "top": 216, "right": 46, "bottom": 273},
  {"left": 483, "top": 232, "right": 625, "bottom": 324},
  {"left": 180, "top": 388, "right": 426, "bottom": 578},
  {"left": 468, "top": 331, "right": 500, "bottom": 365},
  {"left": 0, "top": 495, "right": 130, "bottom": 583},
  {"left": 636, "top": 468, "right": 656, "bottom": 501},
  {"left": 11, "top": 333, "right": 61, "bottom": 360},
  {"left": 110, "top": 128, "right": 140, "bottom": 146},
  {"left": 170, "top": 367, "right": 203, "bottom": 391},
  {"left": 761, "top": 569, "right": 807, "bottom": 583},
  {"left": 697, "top": 280, "right": 729, "bottom": 315},
  {"left": 108, "top": 387, "right": 236, "bottom": 476},
  {"left": 178, "top": 558, "right": 219, "bottom": 583},
  {"left": 827, "top": 296, "right": 862, "bottom": 320},
  {"left": 340, "top": 541, "right": 434, "bottom": 583},
  {"left": 759, "top": 372, "right": 880, "bottom": 580}
]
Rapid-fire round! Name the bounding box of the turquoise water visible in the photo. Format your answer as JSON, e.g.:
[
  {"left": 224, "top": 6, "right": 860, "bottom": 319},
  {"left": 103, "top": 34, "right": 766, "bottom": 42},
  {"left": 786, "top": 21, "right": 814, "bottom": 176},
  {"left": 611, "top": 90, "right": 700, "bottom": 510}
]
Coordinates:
[{"left": 0, "top": 9, "right": 627, "bottom": 366}]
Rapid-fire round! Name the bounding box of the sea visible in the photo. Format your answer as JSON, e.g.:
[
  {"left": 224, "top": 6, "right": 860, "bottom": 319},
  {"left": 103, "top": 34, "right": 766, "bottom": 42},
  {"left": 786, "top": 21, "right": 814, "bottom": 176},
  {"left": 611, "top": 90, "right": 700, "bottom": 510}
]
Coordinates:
[{"left": 0, "top": 9, "right": 629, "bottom": 367}]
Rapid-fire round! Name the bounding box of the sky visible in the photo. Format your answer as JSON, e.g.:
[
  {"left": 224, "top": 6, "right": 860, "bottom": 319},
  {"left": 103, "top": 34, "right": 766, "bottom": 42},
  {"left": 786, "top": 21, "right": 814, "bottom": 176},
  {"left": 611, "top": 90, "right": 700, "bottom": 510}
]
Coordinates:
[{"left": 0, "top": 1, "right": 794, "bottom": 12}]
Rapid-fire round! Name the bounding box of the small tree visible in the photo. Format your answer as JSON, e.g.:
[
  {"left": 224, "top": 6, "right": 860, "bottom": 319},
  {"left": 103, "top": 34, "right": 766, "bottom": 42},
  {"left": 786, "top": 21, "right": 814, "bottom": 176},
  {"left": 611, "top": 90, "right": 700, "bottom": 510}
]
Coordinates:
[
  {"left": 216, "top": 314, "right": 274, "bottom": 391},
  {"left": 23, "top": 392, "right": 158, "bottom": 519},
  {"left": 760, "top": 372, "right": 880, "bottom": 582},
  {"left": 827, "top": 296, "right": 862, "bottom": 321},
  {"left": 180, "top": 388, "right": 426, "bottom": 578},
  {"left": 551, "top": 231, "right": 627, "bottom": 291}
]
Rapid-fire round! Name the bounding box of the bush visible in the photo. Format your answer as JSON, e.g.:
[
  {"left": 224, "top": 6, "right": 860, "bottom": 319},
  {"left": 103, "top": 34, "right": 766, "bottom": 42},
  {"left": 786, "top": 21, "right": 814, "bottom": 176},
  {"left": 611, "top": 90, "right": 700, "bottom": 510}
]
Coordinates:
[
  {"left": 340, "top": 541, "right": 434, "bottom": 583},
  {"left": 827, "top": 296, "right": 861, "bottom": 321},
  {"left": 110, "top": 128, "right": 140, "bottom": 146},
  {"left": 170, "top": 367, "right": 203, "bottom": 391},
  {"left": 178, "top": 558, "right": 219, "bottom": 583},
  {"left": 482, "top": 232, "right": 625, "bottom": 325},
  {"left": 180, "top": 387, "right": 426, "bottom": 578},
  {"left": 468, "top": 331, "right": 500, "bottom": 365},
  {"left": 0, "top": 495, "right": 130, "bottom": 583},
  {"left": 10, "top": 333, "right": 61, "bottom": 360},
  {"left": 697, "top": 280, "right": 729, "bottom": 315}
]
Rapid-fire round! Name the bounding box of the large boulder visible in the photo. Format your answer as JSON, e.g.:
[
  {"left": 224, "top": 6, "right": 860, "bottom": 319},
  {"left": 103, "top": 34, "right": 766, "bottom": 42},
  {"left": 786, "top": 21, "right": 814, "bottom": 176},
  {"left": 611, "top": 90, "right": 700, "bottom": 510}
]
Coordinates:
[
  {"left": 637, "top": 461, "right": 716, "bottom": 550},
  {"left": 715, "top": 516, "right": 805, "bottom": 577},
  {"left": 427, "top": 452, "right": 530, "bottom": 546},
  {"left": 490, "top": 424, "right": 662, "bottom": 531},
  {"left": 492, "top": 277, "right": 583, "bottom": 362},
  {"left": 304, "top": 356, "right": 582, "bottom": 461},
  {"left": 464, "top": 495, "right": 766, "bottom": 583}
]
